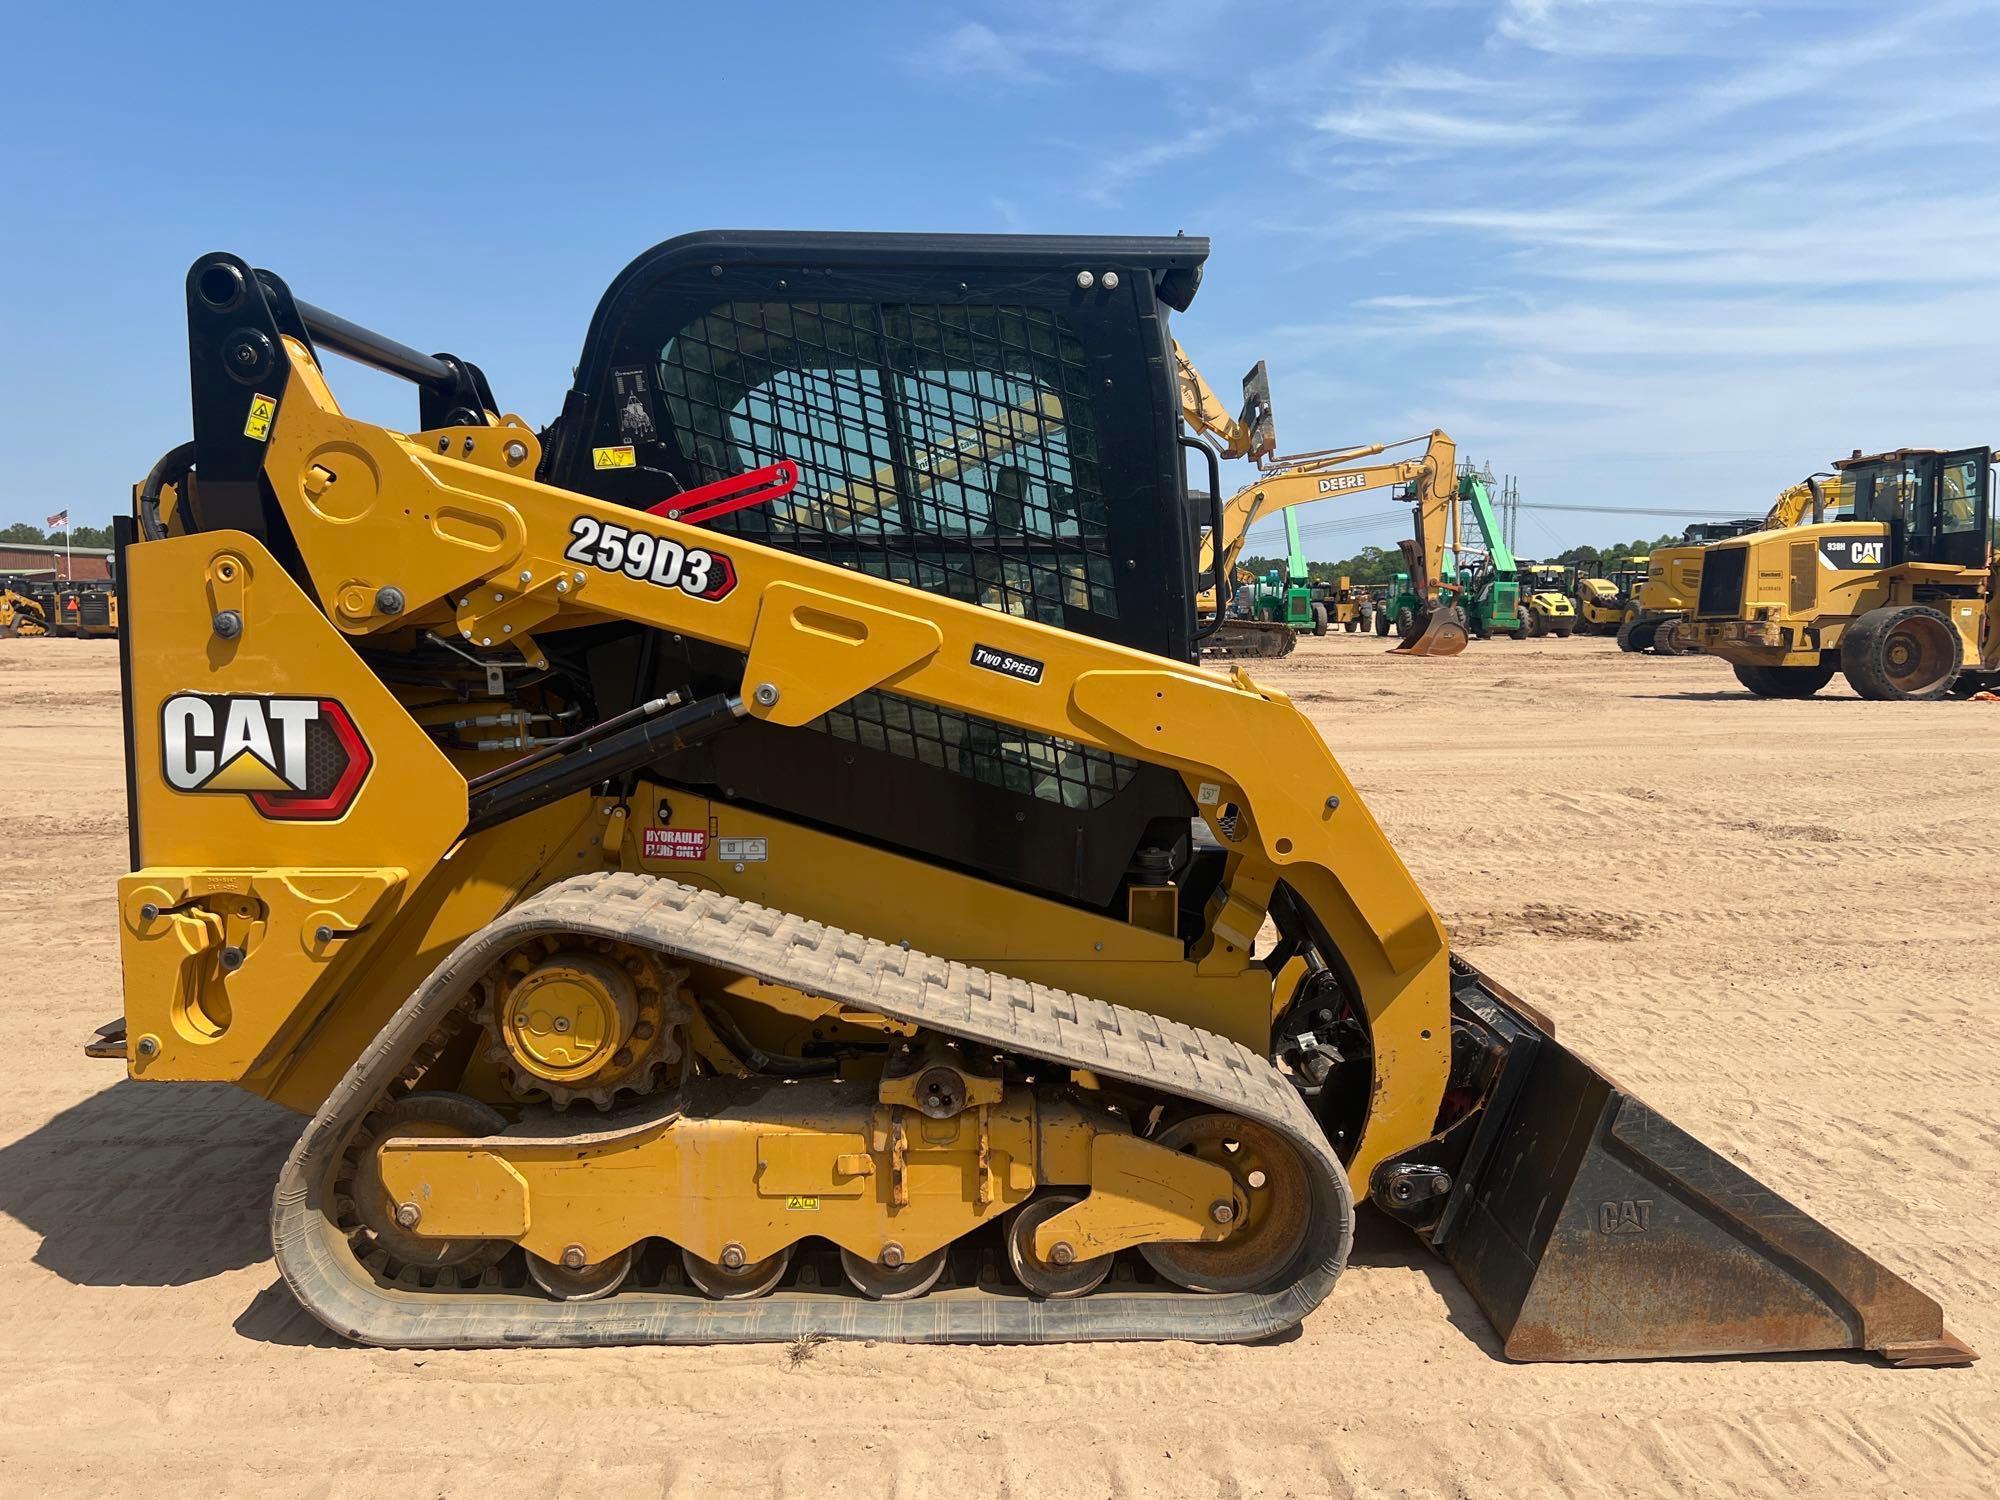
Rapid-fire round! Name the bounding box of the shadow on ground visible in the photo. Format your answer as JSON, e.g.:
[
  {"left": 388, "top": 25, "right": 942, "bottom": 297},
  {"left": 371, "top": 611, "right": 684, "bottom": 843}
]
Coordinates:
[
  {"left": 1345, "top": 1213, "right": 1511, "bottom": 1360},
  {"left": 0, "top": 1078, "right": 296, "bottom": 1287}
]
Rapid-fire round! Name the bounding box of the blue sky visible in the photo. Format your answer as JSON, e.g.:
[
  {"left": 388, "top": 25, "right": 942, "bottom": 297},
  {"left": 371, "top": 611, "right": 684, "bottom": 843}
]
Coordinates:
[{"left": 5, "top": 0, "right": 1996, "bottom": 562}]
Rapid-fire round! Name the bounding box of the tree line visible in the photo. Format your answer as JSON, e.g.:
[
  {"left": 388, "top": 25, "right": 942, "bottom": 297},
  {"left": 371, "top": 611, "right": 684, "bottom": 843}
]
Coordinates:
[
  {"left": 1241, "top": 533, "right": 1687, "bottom": 585},
  {"left": 0, "top": 520, "right": 114, "bottom": 549}
]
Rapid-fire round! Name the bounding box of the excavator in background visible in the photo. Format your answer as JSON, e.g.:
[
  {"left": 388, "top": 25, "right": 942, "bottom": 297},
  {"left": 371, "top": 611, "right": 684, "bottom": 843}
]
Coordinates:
[
  {"left": 1176, "top": 346, "right": 1465, "bottom": 656},
  {"left": 1627, "top": 476, "right": 1855, "bottom": 655},
  {"left": 1196, "top": 430, "right": 1469, "bottom": 656},
  {"left": 98, "top": 234, "right": 1970, "bottom": 1365},
  {"left": 1689, "top": 446, "right": 1998, "bottom": 698}
]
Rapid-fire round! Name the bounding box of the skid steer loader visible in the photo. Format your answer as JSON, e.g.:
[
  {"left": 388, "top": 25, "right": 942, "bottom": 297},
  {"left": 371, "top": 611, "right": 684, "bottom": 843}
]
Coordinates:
[{"left": 98, "top": 233, "right": 1969, "bottom": 1362}]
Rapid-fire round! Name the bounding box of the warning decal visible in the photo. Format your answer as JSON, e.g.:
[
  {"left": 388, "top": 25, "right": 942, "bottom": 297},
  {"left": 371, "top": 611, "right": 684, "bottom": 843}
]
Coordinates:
[
  {"left": 593, "top": 445, "right": 637, "bottom": 470},
  {"left": 244, "top": 394, "right": 277, "bottom": 442}
]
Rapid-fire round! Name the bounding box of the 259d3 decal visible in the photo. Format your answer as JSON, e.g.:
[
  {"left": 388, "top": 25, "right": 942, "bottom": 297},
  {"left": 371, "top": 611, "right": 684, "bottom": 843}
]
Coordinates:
[
  {"left": 160, "top": 694, "right": 372, "bottom": 820},
  {"left": 565, "top": 516, "right": 738, "bottom": 600}
]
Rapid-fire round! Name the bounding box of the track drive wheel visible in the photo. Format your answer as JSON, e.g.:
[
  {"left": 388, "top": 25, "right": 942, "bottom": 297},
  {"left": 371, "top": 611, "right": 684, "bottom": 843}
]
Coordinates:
[
  {"left": 1006, "top": 1193, "right": 1112, "bottom": 1299},
  {"left": 1139, "top": 1114, "right": 1310, "bottom": 1293},
  {"left": 1840, "top": 605, "right": 1962, "bottom": 700},
  {"left": 1732, "top": 660, "right": 1837, "bottom": 698},
  {"left": 840, "top": 1245, "right": 948, "bottom": 1301}
]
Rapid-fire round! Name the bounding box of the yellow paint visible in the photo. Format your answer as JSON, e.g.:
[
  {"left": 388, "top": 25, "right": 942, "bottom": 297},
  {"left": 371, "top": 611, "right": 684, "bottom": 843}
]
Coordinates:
[{"left": 375, "top": 1082, "right": 1226, "bottom": 1268}]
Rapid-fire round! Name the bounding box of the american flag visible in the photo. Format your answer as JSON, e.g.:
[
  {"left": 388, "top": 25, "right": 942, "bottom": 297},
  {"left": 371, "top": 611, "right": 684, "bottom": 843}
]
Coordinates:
[{"left": 46, "top": 509, "right": 67, "bottom": 530}]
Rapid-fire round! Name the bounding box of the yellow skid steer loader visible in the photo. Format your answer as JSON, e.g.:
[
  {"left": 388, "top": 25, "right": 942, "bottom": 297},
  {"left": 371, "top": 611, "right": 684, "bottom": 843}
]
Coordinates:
[{"left": 98, "top": 234, "right": 1969, "bottom": 1363}]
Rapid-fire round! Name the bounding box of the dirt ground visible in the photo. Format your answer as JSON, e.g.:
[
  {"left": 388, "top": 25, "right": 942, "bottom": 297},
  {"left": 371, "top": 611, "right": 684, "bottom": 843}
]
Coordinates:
[{"left": 1, "top": 634, "right": 1994, "bottom": 1498}]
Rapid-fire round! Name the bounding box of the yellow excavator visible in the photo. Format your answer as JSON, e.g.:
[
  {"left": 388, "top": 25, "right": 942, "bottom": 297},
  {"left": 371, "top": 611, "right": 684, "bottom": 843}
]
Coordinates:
[{"left": 95, "top": 234, "right": 1968, "bottom": 1365}]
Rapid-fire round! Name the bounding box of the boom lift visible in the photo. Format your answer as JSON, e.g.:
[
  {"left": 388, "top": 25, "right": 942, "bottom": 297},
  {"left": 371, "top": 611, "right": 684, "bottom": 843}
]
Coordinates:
[
  {"left": 99, "top": 234, "right": 1968, "bottom": 1364},
  {"left": 1691, "top": 447, "right": 1999, "bottom": 698},
  {"left": 1454, "top": 474, "right": 1525, "bottom": 640}
]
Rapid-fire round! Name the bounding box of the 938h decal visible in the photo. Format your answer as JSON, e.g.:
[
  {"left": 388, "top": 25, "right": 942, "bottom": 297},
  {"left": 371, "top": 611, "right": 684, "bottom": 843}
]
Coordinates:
[
  {"left": 566, "top": 516, "right": 737, "bottom": 600},
  {"left": 161, "top": 694, "right": 372, "bottom": 821}
]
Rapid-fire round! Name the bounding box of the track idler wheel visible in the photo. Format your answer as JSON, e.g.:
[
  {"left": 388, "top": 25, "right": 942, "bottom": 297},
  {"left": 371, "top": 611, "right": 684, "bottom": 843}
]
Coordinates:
[
  {"left": 527, "top": 1246, "right": 634, "bottom": 1302},
  {"left": 682, "top": 1244, "right": 792, "bottom": 1299},
  {"left": 1007, "top": 1193, "right": 1112, "bottom": 1299},
  {"left": 1139, "top": 1114, "right": 1310, "bottom": 1293},
  {"left": 840, "top": 1244, "right": 948, "bottom": 1301},
  {"left": 345, "top": 1092, "right": 511, "bottom": 1279}
]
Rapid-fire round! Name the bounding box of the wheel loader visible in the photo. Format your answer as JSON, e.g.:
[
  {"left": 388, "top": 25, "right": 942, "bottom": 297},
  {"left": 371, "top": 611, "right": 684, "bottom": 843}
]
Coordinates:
[
  {"left": 96, "top": 233, "right": 1970, "bottom": 1362},
  {"left": 1688, "top": 447, "right": 1998, "bottom": 699}
]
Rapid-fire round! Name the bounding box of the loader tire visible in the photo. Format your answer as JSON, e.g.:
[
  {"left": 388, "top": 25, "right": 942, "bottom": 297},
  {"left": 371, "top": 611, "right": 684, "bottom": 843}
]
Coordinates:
[
  {"left": 1373, "top": 608, "right": 1390, "bottom": 637},
  {"left": 1311, "top": 603, "right": 1329, "bottom": 636},
  {"left": 1556, "top": 620, "right": 1574, "bottom": 638},
  {"left": 1732, "top": 661, "right": 1836, "bottom": 699},
  {"left": 1839, "top": 605, "right": 1961, "bottom": 701},
  {"left": 1395, "top": 605, "right": 1416, "bottom": 640}
]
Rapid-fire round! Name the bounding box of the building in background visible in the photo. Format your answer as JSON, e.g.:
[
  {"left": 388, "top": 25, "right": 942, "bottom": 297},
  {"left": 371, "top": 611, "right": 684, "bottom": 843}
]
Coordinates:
[{"left": 0, "top": 543, "right": 111, "bottom": 581}]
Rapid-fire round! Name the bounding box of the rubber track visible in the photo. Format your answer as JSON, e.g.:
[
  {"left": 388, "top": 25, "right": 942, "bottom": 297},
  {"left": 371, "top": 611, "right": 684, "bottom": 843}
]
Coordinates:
[{"left": 273, "top": 872, "right": 1354, "bottom": 1347}]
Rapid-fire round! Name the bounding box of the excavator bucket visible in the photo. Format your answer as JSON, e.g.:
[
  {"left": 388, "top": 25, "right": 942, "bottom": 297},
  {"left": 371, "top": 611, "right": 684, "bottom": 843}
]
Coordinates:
[
  {"left": 1393, "top": 603, "right": 1470, "bottom": 656},
  {"left": 1389, "top": 965, "right": 1975, "bottom": 1365}
]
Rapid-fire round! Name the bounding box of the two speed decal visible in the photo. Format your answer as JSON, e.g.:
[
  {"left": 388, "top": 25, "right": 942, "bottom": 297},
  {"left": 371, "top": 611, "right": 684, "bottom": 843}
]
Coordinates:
[{"left": 566, "top": 517, "right": 738, "bottom": 601}]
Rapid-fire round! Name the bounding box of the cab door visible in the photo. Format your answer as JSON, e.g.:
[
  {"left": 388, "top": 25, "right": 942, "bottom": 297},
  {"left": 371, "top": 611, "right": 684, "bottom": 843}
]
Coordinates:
[{"left": 1909, "top": 447, "right": 1992, "bottom": 569}]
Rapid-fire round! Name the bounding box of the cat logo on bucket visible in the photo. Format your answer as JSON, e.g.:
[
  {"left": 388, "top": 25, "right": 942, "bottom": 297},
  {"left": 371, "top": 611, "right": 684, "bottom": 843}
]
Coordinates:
[{"left": 160, "top": 693, "right": 372, "bottom": 820}]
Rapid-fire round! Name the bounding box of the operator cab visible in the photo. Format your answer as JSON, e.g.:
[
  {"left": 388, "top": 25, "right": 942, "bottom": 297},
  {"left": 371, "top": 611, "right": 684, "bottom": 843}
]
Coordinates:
[
  {"left": 531, "top": 231, "right": 1217, "bottom": 912},
  {"left": 1835, "top": 446, "right": 1993, "bottom": 570}
]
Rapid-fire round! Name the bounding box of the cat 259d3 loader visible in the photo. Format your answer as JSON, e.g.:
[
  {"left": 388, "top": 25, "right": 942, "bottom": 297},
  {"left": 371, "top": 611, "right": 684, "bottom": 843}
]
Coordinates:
[{"left": 99, "top": 233, "right": 1969, "bottom": 1362}]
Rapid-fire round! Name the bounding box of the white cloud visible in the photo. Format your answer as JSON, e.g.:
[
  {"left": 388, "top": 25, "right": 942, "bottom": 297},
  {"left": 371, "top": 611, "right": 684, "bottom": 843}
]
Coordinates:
[
  {"left": 1315, "top": 104, "right": 1563, "bottom": 147},
  {"left": 1355, "top": 293, "right": 1485, "bottom": 309},
  {"left": 1495, "top": 0, "right": 1742, "bottom": 58},
  {"left": 931, "top": 22, "right": 1047, "bottom": 82}
]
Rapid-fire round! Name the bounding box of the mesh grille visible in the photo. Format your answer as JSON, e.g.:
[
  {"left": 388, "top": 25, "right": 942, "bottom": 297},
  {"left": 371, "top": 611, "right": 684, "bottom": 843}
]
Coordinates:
[
  {"left": 657, "top": 299, "right": 1137, "bottom": 811},
  {"left": 1788, "top": 541, "right": 1816, "bottom": 614},
  {"left": 656, "top": 301, "right": 1117, "bottom": 625},
  {"left": 1696, "top": 546, "right": 1748, "bottom": 618},
  {"left": 816, "top": 691, "right": 1133, "bottom": 810}
]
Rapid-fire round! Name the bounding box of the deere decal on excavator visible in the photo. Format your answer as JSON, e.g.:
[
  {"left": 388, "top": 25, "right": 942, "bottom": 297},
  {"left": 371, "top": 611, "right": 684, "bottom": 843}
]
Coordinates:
[{"left": 97, "top": 233, "right": 1970, "bottom": 1363}]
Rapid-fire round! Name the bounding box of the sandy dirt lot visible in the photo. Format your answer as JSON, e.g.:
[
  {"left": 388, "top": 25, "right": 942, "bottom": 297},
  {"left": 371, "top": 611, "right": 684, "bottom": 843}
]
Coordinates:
[{"left": 0, "top": 634, "right": 1994, "bottom": 1498}]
